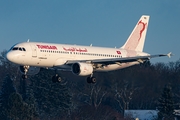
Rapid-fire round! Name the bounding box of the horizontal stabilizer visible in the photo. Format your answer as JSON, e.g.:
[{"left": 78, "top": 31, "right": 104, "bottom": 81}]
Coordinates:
[{"left": 167, "top": 52, "right": 173, "bottom": 58}]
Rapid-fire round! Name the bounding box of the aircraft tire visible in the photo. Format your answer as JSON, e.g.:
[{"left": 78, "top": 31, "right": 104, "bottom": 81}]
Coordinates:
[
  {"left": 87, "top": 76, "right": 96, "bottom": 83},
  {"left": 91, "top": 77, "right": 96, "bottom": 84},
  {"left": 87, "top": 77, "right": 91, "bottom": 83},
  {"left": 22, "top": 75, "right": 27, "bottom": 79},
  {"left": 56, "top": 76, "right": 62, "bottom": 82},
  {"left": 52, "top": 74, "right": 62, "bottom": 83},
  {"left": 52, "top": 75, "right": 57, "bottom": 83}
]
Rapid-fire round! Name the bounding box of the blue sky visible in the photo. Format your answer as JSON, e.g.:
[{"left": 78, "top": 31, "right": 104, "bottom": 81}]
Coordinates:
[{"left": 0, "top": 0, "right": 179, "bottom": 63}]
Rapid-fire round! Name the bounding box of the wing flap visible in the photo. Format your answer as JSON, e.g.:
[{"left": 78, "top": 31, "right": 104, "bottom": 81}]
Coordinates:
[{"left": 65, "top": 53, "right": 171, "bottom": 65}]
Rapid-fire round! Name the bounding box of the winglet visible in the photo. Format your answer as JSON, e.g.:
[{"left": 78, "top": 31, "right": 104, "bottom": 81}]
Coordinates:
[{"left": 167, "top": 52, "right": 173, "bottom": 58}]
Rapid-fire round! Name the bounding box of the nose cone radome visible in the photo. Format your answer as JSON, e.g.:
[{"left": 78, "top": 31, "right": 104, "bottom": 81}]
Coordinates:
[{"left": 6, "top": 52, "right": 14, "bottom": 62}]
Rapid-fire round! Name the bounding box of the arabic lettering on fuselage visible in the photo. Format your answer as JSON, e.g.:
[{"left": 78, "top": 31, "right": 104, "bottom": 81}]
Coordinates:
[
  {"left": 37, "top": 45, "right": 57, "bottom": 50},
  {"left": 63, "top": 47, "right": 87, "bottom": 52}
]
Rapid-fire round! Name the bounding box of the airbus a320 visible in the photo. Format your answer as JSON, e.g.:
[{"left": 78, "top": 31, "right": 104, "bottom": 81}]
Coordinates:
[{"left": 6, "top": 15, "right": 172, "bottom": 83}]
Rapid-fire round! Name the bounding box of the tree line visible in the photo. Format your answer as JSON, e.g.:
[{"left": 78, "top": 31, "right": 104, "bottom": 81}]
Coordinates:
[{"left": 0, "top": 51, "right": 179, "bottom": 119}]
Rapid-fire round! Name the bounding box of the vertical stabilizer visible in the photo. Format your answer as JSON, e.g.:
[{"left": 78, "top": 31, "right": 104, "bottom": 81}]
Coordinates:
[{"left": 121, "top": 15, "right": 150, "bottom": 52}]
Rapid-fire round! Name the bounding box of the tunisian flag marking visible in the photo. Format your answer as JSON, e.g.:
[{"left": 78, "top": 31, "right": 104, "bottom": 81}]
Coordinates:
[{"left": 116, "top": 51, "right": 121, "bottom": 54}]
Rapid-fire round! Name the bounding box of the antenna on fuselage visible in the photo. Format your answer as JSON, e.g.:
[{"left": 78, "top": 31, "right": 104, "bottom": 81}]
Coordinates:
[{"left": 27, "top": 39, "right": 30, "bottom": 42}]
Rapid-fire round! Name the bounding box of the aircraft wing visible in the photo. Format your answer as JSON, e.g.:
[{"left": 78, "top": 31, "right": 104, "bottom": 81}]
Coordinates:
[{"left": 66, "top": 52, "right": 172, "bottom": 65}]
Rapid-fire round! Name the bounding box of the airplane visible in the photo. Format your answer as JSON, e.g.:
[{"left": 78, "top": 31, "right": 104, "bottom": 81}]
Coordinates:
[{"left": 5, "top": 15, "right": 172, "bottom": 83}]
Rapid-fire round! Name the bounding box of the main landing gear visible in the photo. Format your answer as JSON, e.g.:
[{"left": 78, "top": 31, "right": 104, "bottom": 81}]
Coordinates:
[
  {"left": 52, "top": 74, "right": 62, "bottom": 83},
  {"left": 86, "top": 76, "right": 96, "bottom": 84}
]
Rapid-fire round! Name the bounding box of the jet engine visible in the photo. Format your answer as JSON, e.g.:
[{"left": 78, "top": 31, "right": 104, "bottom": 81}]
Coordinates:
[
  {"left": 19, "top": 66, "right": 40, "bottom": 75},
  {"left": 72, "top": 62, "right": 93, "bottom": 76}
]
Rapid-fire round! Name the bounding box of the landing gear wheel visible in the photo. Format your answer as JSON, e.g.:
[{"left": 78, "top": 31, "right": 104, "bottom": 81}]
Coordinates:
[
  {"left": 22, "top": 75, "right": 27, "bottom": 79},
  {"left": 87, "top": 77, "right": 91, "bottom": 83},
  {"left": 91, "top": 77, "right": 96, "bottom": 84},
  {"left": 52, "top": 76, "right": 57, "bottom": 83},
  {"left": 52, "top": 74, "right": 62, "bottom": 83},
  {"left": 86, "top": 76, "right": 96, "bottom": 84},
  {"left": 57, "top": 76, "right": 62, "bottom": 82}
]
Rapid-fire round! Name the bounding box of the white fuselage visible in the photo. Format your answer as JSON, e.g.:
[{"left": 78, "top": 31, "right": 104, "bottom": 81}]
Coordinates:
[
  {"left": 6, "top": 42, "right": 149, "bottom": 72},
  {"left": 4, "top": 15, "right": 170, "bottom": 83}
]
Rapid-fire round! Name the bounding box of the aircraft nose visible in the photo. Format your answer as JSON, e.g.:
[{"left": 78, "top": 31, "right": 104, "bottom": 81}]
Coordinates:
[{"left": 6, "top": 52, "right": 14, "bottom": 62}]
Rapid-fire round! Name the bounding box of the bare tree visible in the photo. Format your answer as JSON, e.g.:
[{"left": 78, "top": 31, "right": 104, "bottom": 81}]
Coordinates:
[
  {"left": 78, "top": 83, "right": 107, "bottom": 109},
  {"left": 114, "top": 79, "right": 138, "bottom": 113}
]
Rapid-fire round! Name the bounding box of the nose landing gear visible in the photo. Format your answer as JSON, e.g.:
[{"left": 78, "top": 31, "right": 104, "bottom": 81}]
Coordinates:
[
  {"left": 21, "top": 66, "right": 29, "bottom": 79},
  {"left": 22, "top": 75, "right": 28, "bottom": 79}
]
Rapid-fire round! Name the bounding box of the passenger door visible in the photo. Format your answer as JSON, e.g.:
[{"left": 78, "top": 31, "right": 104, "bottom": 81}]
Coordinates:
[{"left": 31, "top": 45, "right": 37, "bottom": 57}]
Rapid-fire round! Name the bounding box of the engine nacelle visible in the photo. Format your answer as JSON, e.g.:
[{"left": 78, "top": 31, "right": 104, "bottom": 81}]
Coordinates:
[
  {"left": 19, "top": 66, "right": 40, "bottom": 75},
  {"left": 72, "top": 62, "right": 93, "bottom": 76}
]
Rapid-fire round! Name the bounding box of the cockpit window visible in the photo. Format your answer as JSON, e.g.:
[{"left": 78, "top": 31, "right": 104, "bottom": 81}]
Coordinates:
[
  {"left": 12, "top": 47, "right": 26, "bottom": 51},
  {"left": 22, "top": 48, "right": 26, "bottom": 51},
  {"left": 12, "top": 47, "right": 18, "bottom": 50},
  {"left": 19, "top": 48, "right": 22, "bottom": 51}
]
